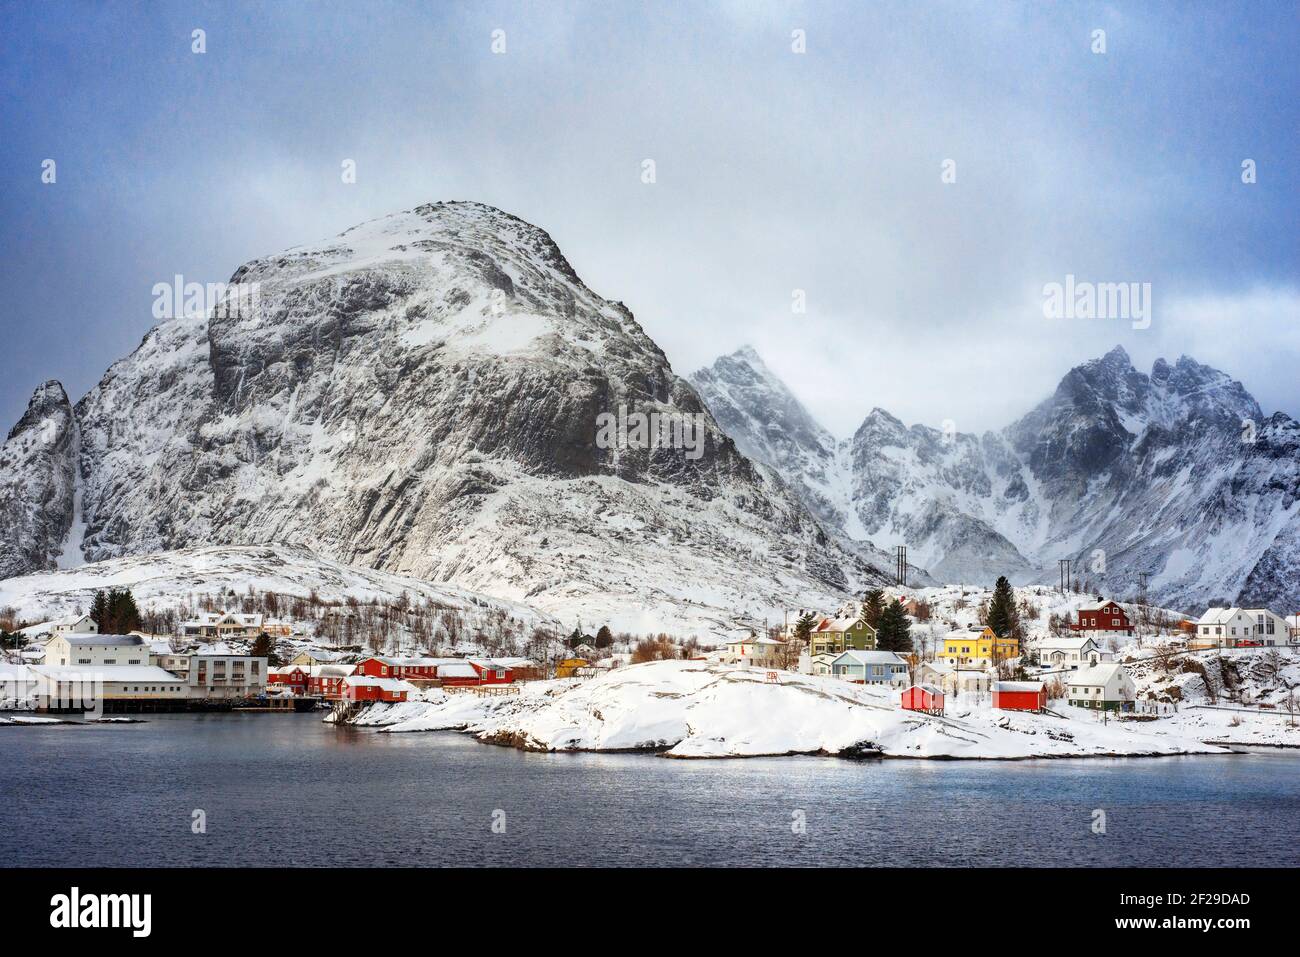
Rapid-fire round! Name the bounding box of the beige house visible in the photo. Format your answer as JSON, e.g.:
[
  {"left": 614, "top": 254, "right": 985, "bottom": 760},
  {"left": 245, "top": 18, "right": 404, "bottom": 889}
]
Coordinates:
[
  {"left": 179, "top": 612, "right": 266, "bottom": 641},
  {"left": 723, "top": 635, "right": 790, "bottom": 668}
]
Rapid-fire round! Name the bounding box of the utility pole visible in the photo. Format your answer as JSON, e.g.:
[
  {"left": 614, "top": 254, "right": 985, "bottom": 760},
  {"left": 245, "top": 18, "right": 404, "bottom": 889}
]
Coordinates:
[{"left": 1058, "top": 559, "right": 1072, "bottom": 595}]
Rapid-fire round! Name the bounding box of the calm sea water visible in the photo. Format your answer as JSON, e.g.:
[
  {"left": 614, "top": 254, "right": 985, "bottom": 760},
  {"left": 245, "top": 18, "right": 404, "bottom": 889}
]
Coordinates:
[{"left": 2, "top": 713, "right": 1297, "bottom": 867}]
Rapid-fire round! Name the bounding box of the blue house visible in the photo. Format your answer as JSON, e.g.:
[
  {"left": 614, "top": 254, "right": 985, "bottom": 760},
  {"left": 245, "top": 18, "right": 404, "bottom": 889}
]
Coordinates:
[{"left": 831, "top": 650, "right": 908, "bottom": 685}]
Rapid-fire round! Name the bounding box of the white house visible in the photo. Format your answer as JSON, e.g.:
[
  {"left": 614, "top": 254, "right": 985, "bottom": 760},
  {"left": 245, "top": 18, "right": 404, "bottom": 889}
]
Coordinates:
[
  {"left": 1066, "top": 663, "right": 1137, "bottom": 712},
  {"left": 723, "top": 634, "right": 789, "bottom": 668},
  {"left": 29, "top": 664, "right": 189, "bottom": 711},
  {"left": 916, "top": 661, "right": 994, "bottom": 697},
  {"left": 45, "top": 633, "right": 151, "bottom": 668},
  {"left": 807, "top": 653, "right": 837, "bottom": 676},
  {"left": 1036, "top": 634, "right": 1113, "bottom": 671},
  {"left": 1195, "top": 607, "right": 1291, "bottom": 648},
  {"left": 831, "top": 650, "right": 909, "bottom": 686},
  {"left": 54, "top": 614, "right": 98, "bottom": 635}
]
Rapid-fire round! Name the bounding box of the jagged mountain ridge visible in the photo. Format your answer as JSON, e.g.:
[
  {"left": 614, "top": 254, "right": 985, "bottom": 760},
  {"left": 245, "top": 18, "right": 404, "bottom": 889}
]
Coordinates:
[
  {"left": 1, "top": 202, "right": 894, "bottom": 635},
  {"left": 690, "top": 345, "right": 1300, "bottom": 612}
]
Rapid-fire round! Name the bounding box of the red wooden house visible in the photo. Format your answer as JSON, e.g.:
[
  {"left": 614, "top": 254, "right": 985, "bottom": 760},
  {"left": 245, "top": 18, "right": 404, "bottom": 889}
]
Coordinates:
[
  {"left": 341, "top": 675, "right": 414, "bottom": 703},
  {"left": 436, "top": 661, "right": 482, "bottom": 687},
  {"left": 268, "top": 665, "right": 309, "bottom": 692},
  {"left": 307, "top": 664, "right": 356, "bottom": 700},
  {"left": 900, "top": 684, "right": 944, "bottom": 715},
  {"left": 992, "top": 681, "right": 1047, "bottom": 712},
  {"left": 1072, "top": 600, "right": 1133, "bottom": 636},
  {"left": 468, "top": 659, "right": 513, "bottom": 684},
  {"left": 356, "top": 656, "right": 460, "bottom": 682}
]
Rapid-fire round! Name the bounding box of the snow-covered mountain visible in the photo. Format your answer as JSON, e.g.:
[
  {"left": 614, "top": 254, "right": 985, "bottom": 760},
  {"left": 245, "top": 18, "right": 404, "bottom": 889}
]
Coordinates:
[
  {"left": 691, "top": 345, "right": 1300, "bottom": 612},
  {"left": 1, "top": 202, "right": 893, "bottom": 635},
  {"left": 0, "top": 381, "right": 77, "bottom": 580}
]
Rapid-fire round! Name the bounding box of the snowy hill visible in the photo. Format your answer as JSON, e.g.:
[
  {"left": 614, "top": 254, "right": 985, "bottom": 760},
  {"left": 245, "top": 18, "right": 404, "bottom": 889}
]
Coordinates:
[
  {"left": 691, "top": 345, "right": 1300, "bottom": 612},
  {"left": 0, "top": 544, "right": 555, "bottom": 630},
  {"left": 0, "top": 203, "right": 893, "bottom": 635},
  {"left": 352, "top": 659, "right": 1220, "bottom": 759}
]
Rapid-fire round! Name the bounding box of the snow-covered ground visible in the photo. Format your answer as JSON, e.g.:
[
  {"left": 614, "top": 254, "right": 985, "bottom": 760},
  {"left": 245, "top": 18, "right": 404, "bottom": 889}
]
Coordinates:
[
  {"left": 340, "top": 659, "right": 1224, "bottom": 760},
  {"left": 0, "top": 544, "right": 556, "bottom": 631}
]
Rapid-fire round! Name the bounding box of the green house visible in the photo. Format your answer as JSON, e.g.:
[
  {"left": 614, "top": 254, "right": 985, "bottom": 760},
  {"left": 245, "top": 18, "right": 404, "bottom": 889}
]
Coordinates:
[{"left": 809, "top": 616, "right": 877, "bottom": 657}]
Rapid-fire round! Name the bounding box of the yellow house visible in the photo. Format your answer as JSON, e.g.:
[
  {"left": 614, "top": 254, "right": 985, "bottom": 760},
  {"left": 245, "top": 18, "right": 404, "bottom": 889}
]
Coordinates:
[
  {"left": 938, "top": 627, "right": 1019, "bottom": 667},
  {"left": 554, "top": 658, "right": 589, "bottom": 678}
]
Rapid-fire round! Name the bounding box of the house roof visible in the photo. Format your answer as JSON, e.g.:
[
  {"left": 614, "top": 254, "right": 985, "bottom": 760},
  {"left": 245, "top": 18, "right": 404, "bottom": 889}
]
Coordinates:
[
  {"left": 343, "top": 676, "right": 416, "bottom": 692},
  {"left": 311, "top": 664, "right": 357, "bottom": 677},
  {"left": 1076, "top": 601, "right": 1119, "bottom": 612},
  {"left": 436, "top": 662, "right": 479, "bottom": 679},
  {"left": 192, "top": 642, "right": 246, "bottom": 656},
  {"left": 181, "top": 612, "right": 264, "bottom": 627},
  {"left": 993, "top": 681, "right": 1043, "bottom": 693},
  {"left": 904, "top": 683, "right": 942, "bottom": 695},
  {"left": 833, "top": 650, "right": 906, "bottom": 666},
  {"left": 1067, "top": 663, "right": 1128, "bottom": 686},
  {"left": 1197, "top": 607, "right": 1242, "bottom": 625},
  {"left": 58, "top": 634, "right": 148, "bottom": 647},
  {"left": 1037, "top": 634, "right": 1098, "bottom": 651}
]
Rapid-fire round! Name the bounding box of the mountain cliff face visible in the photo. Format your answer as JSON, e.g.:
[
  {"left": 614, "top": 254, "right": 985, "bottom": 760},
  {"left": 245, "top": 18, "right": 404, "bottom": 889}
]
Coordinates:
[
  {"left": 0, "top": 381, "right": 76, "bottom": 579},
  {"left": 691, "top": 345, "right": 1300, "bottom": 613},
  {"left": 1, "top": 202, "right": 888, "bottom": 633}
]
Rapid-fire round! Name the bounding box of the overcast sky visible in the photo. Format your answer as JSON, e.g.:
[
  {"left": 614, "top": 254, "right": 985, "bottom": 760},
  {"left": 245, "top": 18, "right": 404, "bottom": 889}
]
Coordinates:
[{"left": 1, "top": 1, "right": 1296, "bottom": 437}]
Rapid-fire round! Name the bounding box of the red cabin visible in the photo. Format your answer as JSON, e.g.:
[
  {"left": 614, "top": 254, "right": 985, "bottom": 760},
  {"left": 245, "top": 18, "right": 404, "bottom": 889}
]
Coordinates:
[
  {"left": 992, "top": 681, "right": 1047, "bottom": 712},
  {"left": 1071, "top": 600, "right": 1133, "bottom": 636},
  {"left": 269, "top": 665, "right": 309, "bottom": 692},
  {"left": 342, "top": 676, "right": 413, "bottom": 703},
  {"left": 469, "top": 659, "right": 513, "bottom": 684},
  {"left": 436, "top": 662, "right": 482, "bottom": 687},
  {"left": 307, "top": 665, "right": 356, "bottom": 700},
  {"left": 356, "top": 656, "right": 449, "bottom": 681},
  {"left": 900, "top": 684, "right": 944, "bottom": 715}
]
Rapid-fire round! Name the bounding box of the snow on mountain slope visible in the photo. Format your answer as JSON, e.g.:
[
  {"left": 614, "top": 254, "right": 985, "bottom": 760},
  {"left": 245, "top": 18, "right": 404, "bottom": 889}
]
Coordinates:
[
  {"left": 1, "top": 203, "right": 889, "bottom": 635},
  {"left": 688, "top": 348, "right": 933, "bottom": 584},
  {"left": 0, "top": 381, "right": 76, "bottom": 579},
  {"left": 0, "top": 544, "right": 553, "bottom": 629},
  {"left": 693, "top": 345, "right": 1300, "bottom": 612}
]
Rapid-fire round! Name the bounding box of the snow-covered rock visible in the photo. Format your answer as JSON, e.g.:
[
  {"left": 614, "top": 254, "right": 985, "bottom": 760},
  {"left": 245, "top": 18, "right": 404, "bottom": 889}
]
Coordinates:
[{"left": 0, "top": 381, "right": 76, "bottom": 579}]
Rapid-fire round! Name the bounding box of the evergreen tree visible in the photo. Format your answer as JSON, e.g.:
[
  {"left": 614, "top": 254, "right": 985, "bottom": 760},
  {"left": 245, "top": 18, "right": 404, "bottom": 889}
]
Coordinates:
[
  {"left": 793, "top": 612, "right": 815, "bottom": 645},
  {"left": 102, "top": 588, "right": 142, "bottom": 634},
  {"left": 249, "top": 633, "right": 283, "bottom": 666},
  {"left": 594, "top": 625, "right": 614, "bottom": 648},
  {"left": 860, "top": 589, "right": 885, "bottom": 629},
  {"left": 987, "top": 576, "right": 1018, "bottom": 639},
  {"left": 89, "top": 590, "right": 108, "bottom": 631},
  {"left": 875, "top": 600, "right": 913, "bottom": 652}
]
